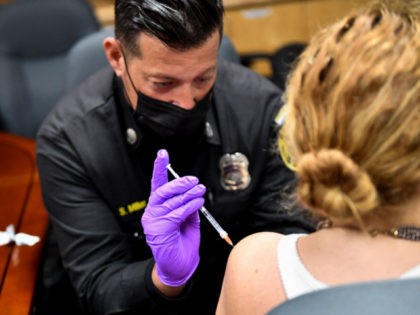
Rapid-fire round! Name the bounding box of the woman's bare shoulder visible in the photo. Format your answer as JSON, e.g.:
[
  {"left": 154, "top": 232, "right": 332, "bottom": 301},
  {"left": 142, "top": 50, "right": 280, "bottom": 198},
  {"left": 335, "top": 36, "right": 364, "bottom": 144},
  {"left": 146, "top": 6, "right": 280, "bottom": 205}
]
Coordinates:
[
  {"left": 236, "top": 231, "right": 282, "bottom": 250},
  {"left": 227, "top": 232, "right": 283, "bottom": 271},
  {"left": 216, "top": 232, "right": 284, "bottom": 315}
]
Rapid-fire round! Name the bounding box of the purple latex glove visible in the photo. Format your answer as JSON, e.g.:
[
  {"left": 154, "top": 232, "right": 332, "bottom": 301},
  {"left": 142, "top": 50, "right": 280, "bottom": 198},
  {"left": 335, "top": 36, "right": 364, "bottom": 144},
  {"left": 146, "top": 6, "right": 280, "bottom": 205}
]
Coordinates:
[{"left": 141, "top": 149, "right": 205, "bottom": 286}]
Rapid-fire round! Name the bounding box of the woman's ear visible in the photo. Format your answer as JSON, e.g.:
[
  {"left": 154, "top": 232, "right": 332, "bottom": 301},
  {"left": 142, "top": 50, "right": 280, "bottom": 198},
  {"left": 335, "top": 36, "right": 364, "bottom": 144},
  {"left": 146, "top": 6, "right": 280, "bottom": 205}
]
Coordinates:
[{"left": 104, "top": 37, "right": 124, "bottom": 77}]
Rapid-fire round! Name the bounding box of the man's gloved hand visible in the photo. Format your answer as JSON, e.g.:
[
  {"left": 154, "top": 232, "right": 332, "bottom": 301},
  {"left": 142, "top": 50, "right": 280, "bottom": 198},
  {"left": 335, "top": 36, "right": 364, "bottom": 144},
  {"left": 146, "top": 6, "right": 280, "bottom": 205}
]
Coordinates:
[{"left": 141, "top": 149, "right": 205, "bottom": 286}]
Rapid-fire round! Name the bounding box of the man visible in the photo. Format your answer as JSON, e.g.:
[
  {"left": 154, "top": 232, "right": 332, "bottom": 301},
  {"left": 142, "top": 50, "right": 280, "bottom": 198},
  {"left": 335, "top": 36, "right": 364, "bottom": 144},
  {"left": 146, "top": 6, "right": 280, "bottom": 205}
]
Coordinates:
[{"left": 36, "top": 1, "right": 314, "bottom": 314}]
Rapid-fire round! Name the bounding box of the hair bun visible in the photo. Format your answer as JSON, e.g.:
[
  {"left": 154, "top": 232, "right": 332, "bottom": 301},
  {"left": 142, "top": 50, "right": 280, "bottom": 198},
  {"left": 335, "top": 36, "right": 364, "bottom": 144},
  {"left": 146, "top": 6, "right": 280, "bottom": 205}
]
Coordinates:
[{"left": 297, "top": 149, "right": 379, "bottom": 222}]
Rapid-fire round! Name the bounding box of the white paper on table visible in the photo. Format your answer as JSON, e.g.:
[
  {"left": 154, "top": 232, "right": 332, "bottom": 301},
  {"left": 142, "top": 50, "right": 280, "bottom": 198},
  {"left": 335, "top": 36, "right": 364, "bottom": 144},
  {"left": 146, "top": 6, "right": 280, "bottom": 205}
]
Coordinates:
[{"left": 0, "top": 224, "right": 40, "bottom": 246}]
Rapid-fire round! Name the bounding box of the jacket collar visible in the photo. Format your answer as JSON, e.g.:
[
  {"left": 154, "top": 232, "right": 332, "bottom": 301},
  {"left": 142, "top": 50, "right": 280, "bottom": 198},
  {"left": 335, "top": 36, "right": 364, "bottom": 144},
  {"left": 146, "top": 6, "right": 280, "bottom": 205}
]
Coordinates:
[
  {"left": 204, "top": 104, "right": 221, "bottom": 146},
  {"left": 113, "top": 76, "right": 143, "bottom": 151}
]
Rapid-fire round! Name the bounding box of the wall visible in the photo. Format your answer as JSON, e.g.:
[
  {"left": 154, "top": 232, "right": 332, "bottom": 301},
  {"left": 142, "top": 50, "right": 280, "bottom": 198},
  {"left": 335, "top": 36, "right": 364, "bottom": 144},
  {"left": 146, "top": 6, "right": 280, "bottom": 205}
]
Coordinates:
[
  {"left": 86, "top": 0, "right": 366, "bottom": 75},
  {"left": 223, "top": 0, "right": 365, "bottom": 74}
]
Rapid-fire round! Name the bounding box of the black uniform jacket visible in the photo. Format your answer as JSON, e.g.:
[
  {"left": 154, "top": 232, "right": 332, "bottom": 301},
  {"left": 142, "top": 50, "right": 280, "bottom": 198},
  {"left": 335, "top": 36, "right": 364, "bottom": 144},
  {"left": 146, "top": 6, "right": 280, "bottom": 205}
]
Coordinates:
[{"left": 36, "top": 60, "right": 314, "bottom": 315}]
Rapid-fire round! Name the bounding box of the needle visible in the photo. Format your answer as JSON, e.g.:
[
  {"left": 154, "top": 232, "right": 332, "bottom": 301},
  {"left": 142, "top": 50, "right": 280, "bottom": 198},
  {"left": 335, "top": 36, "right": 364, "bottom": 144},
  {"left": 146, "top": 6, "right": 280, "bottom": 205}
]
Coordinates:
[{"left": 166, "top": 164, "right": 234, "bottom": 247}]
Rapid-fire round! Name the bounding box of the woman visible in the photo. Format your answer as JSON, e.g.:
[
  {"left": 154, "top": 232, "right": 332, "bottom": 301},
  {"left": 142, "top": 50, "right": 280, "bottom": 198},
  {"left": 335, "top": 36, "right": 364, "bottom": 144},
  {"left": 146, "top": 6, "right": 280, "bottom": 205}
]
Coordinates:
[{"left": 216, "top": 3, "right": 420, "bottom": 315}]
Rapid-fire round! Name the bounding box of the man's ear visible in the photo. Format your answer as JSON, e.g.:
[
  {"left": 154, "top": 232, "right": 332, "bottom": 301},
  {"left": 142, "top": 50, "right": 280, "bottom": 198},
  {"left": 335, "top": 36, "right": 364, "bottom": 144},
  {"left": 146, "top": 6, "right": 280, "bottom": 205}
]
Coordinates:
[{"left": 104, "top": 37, "right": 124, "bottom": 77}]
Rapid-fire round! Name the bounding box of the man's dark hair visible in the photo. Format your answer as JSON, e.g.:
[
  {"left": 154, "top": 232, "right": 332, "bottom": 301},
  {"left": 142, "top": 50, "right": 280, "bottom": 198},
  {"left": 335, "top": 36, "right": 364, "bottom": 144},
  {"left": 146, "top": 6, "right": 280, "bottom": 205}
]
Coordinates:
[{"left": 115, "top": 0, "right": 224, "bottom": 57}]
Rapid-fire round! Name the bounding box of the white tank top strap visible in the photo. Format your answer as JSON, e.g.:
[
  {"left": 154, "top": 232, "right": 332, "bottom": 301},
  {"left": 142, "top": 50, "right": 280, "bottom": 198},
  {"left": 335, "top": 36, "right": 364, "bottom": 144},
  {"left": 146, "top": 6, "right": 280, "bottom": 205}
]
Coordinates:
[
  {"left": 277, "top": 233, "right": 327, "bottom": 300},
  {"left": 400, "top": 264, "right": 420, "bottom": 279}
]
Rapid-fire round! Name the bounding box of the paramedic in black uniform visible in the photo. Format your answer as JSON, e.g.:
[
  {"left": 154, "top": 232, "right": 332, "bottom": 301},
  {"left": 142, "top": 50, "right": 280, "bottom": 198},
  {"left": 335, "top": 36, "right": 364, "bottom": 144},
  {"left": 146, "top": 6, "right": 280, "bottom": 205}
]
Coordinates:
[{"left": 36, "top": 0, "right": 315, "bottom": 314}]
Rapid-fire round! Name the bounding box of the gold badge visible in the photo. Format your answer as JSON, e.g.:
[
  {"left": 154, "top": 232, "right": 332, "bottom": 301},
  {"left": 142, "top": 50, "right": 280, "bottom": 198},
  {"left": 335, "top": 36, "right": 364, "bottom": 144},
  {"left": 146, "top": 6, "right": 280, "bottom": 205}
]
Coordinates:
[
  {"left": 219, "top": 152, "right": 251, "bottom": 191},
  {"left": 278, "top": 128, "right": 297, "bottom": 172}
]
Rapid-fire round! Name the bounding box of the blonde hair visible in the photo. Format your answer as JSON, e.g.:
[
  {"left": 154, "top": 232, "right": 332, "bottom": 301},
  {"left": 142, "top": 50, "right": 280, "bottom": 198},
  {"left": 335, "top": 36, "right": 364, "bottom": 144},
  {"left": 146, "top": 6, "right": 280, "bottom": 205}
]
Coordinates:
[{"left": 283, "top": 4, "right": 420, "bottom": 229}]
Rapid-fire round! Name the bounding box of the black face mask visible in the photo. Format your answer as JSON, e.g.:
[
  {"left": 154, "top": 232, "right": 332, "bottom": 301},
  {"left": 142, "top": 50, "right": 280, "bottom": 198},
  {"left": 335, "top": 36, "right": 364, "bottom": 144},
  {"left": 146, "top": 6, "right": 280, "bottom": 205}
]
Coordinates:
[
  {"left": 122, "top": 49, "right": 212, "bottom": 142},
  {"left": 133, "top": 89, "right": 212, "bottom": 141}
]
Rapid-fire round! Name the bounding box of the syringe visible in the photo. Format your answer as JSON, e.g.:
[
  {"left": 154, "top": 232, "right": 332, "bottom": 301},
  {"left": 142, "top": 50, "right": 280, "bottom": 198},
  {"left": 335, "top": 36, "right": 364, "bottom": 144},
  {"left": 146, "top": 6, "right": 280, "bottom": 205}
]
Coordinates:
[{"left": 166, "top": 164, "right": 233, "bottom": 247}]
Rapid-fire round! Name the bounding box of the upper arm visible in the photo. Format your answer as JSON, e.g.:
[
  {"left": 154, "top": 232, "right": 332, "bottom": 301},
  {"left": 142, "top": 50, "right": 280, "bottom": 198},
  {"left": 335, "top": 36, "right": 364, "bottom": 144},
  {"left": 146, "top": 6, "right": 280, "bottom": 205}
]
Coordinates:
[
  {"left": 216, "top": 232, "right": 284, "bottom": 315},
  {"left": 36, "top": 132, "right": 149, "bottom": 314}
]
